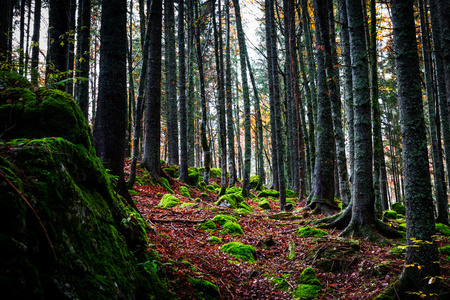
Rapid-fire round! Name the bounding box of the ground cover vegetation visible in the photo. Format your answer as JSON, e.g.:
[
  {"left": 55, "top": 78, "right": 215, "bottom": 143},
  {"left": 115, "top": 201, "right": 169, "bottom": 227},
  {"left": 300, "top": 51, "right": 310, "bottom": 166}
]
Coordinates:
[{"left": 2, "top": 0, "right": 450, "bottom": 298}]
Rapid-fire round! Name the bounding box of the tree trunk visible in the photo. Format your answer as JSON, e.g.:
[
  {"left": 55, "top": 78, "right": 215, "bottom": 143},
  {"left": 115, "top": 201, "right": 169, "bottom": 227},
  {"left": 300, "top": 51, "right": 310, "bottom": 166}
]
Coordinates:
[
  {"left": 179, "top": 0, "right": 188, "bottom": 183},
  {"left": 93, "top": 0, "right": 131, "bottom": 205},
  {"left": 30, "top": 0, "right": 41, "bottom": 85},
  {"left": 0, "top": 0, "right": 9, "bottom": 63},
  {"left": 231, "top": 0, "right": 251, "bottom": 197},
  {"left": 386, "top": 0, "right": 441, "bottom": 296},
  {"left": 75, "top": 0, "right": 91, "bottom": 120},
  {"left": 142, "top": 0, "right": 163, "bottom": 178},
  {"left": 187, "top": 0, "right": 196, "bottom": 167},
  {"left": 65, "top": 0, "right": 76, "bottom": 96}
]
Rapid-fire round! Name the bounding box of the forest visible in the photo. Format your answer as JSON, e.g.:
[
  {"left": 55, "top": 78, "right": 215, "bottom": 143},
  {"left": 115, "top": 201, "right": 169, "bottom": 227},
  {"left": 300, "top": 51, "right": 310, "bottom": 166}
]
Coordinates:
[{"left": 1, "top": 0, "right": 450, "bottom": 299}]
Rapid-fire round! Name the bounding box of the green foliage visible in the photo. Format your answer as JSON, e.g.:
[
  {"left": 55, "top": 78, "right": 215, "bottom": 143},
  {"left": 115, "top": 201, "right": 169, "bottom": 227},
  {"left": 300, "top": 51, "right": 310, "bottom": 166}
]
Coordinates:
[
  {"left": 221, "top": 242, "right": 256, "bottom": 263},
  {"left": 258, "top": 199, "right": 272, "bottom": 210},
  {"left": 391, "top": 202, "right": 406, "bottom": 215},
  {"left": 436, "top": 223, "right": 450, "bottom": 236},
  {"left": 158, "top": 194, "right": 179, "bottom": 208},
  {"left": 296, "top": 226, "right": 328, "bottom": 237},
  {"left": 199, "top": 220, "right": 217, "bottom": 231},
  {"left": 206, "top": 236, "right": 223, "bottom": 244},
  {"left": 439, "top": 245, "right": 450, "bottom": 255},
  {"left": 222, "top": 221, "right": 244, "bottom": 235},
  {"left": 179, "top": 185, "right": 191, "bottom": 198},
  {"left": 285, "top": 189, "right": 297, "bottom": 198},
  {"left": 210, "top": 168, "right": 222, "bottom": 178},
  {"left": 212, "top": 214, "right": 237, "bottom": 226},
  {"left": 187, "top": 277, "right": 220, "bottom": 300},
  {"left": 226, "top": 186, "right": 242, "bottom": 194},
  {"left": 206, "top": 185, "right": 216, "bottom": 193},
  {"left": 382, "top": 210, "right": 398, "bottom": 220},
  {"left": 258, "top": 189, "right": 279, "bottom": 198},
  {"left": 390, "top": 245, "right": 406, "bottom": 256},
  {"left": 160, "top": 159, "right": 166, "bottom": 166},
  {"left": 270, "top": 275, "right": 290, "bottom": 291}
]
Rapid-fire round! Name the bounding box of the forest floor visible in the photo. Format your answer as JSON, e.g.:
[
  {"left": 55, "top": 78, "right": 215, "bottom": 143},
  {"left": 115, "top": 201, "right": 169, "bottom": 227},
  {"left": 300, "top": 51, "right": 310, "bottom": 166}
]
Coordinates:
[{"left": 125, "top": 162, "right": 450, "bottom": 299}]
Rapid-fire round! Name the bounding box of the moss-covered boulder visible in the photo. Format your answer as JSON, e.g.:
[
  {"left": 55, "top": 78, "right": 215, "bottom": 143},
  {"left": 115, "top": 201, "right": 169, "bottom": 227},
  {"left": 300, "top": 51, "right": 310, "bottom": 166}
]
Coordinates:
[
  {"left": 294, "top": 267, "right": 322, "bottom": 299},
  {"left": 206, "top": 185, "right": 216, "bottom": 193},
  {"left": 222, "top": 221, "right": 244, "bottom": 235},
  {"left": 391, "top": 202, "right": 406, "bottom": 215},
  {"left": 249, "top": 175, "right": 261, "bottom": 190},
  {"left": 226, "top": 186, "right": 242, "bottom": 194},
  {"left": 210, "top": 168, "right": 222, "bottom": 178},
  {"left": 187, "top": 167, "right": 200, "bottom": 186},
  {"left": 215, "top": 194, "right": 237, "bottom": 208},
  {"left": 163, "top": 165, "right": 179, "bottom": 178},
  {"left": 179, "top": 185, "right": 191, "bottom": 198},
  {"left": 158, "top": 194, "right": 179, "bottom": 208},
  {"left": 258, "top": 189, "right": 279, "bottom": 198},
  {"left": 258, "top": 199, "right": 272, "bottom": 210},
  {"left": 439, "top": 245, "right": 450, "bottom": 255},
  {"left": 207, "top": 236, "right": 223, "bottom": 244},
  {"left": 285, "top": 189, "right": 297, "bottom": 198},
  {"left": 238, "top": 200, "right": 254, "bottom": 213},
  {"left": 436, "top": 223, "right": 450, "bottom": 236},
  {"left": 0, "top": 72, "right": 92, "bottom": 151},
  {"left": 188, "top": 277, "right": 220, "bottom": 300},
  {"left": 382, "top": 210, "right": 398, "bottom": 220},
  {"left": 296, "top": 226, "right": 328, "bottom": 237},
  {"left": 212, "top": 214, "right": 237, "bottom": 226},
  {"left": 0, "top": 137, "right": 169, "bottom": 299},
  {"left": 221, "top": 242, "right": 256, "bottom": 263},
  {"left": 199, "top": 220, "right": 217, "bottom": 231}
]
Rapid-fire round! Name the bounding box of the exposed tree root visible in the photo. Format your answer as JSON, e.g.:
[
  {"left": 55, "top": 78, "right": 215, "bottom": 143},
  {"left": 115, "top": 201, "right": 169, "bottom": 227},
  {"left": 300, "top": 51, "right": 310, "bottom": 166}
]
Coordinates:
[{"left": 315, "top": 202, "right": 352, "bottom": 230}]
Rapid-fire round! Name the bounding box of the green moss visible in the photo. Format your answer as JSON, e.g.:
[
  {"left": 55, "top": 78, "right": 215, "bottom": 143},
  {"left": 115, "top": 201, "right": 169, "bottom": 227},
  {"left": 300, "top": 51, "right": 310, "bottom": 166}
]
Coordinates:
[
  {"left": 158, "top": 194, "right": 179, "bottom": 208},
  {"left": 187, "top": 167, "right": 200, "bottom": 186},
  {"left": 258, "top": 189, "right": 279, "bottom": 198},
  {"left": 206, "top": 236, "right": 223, "bottom": 244},
  {"left": 258, "top": 199, "right": 272, "bottom": 210},
  {"left": 270, "top": 276, "right": 289, "bottom": 291},
  {"left": 285, "top": 189, "right": 297, "bottom": 198},
  {"left": 163, "top": 165, "right": 179, "bottom": 178},
  {"left": 199, "top": 220, "right": 217, "bottom": 231},
  {"left": 212, "top": 214, "right": 237, "bottom": 226},
  {"left": 226, "top": 186, "right": 242, "bottom": 194},
  {"left": 187, "top": 277, "right": 219, "bottom": 300},
  {"left": 233, "top": 208, "right": 252, "bottom": 215},
  {"left": 391, "top": 202, "right": 406, "bottom": 215},
  {"left": 0, "top": 137, "right": 169, "bottom": 299},
  {"left": 210, "top": 168, "right": 222, "bottom": 178},
  {"left": 390, "top": 245, "right": 406, "bottom": 256},
  {"left": 239, "top": 200, "right": 254, "bottom": 213},
  {"left": 195, "top": 198, "right": 202, "bottom": 203},
  {"left": 249, "top": 175, "right": 260, "bottom": 190},
  {"left": 222, "top": 221, "right": 243, "bottom": 235},
  {"left": 221, "top": 242, "right": 256, "bottom": 262},
  {"left": 215, "top": 195, "right": 237, "bottom": 208},
  {"left": 0, "top": 71, "right": 31, "bottom": 88},
  {"left": 436, "top": 223, "right": 450, "bottom": 236},
  {"left": 382, "top": 210, "right": 398, "bottom": 220},
  {"left": 212, "top": 181, "right": 220, "bottom": 189},
  {"left": 158, "top": 177, "right": 174, "bottom": 194},
  {"left": 179, "top": 185, "right": 191, "bottom": 198},
  {"left": 294, "top": 284, "right": 321, "bottom": 299},
  {"left": 296, "top": 226, "right": 328, "bottom": 237},
  {"left": 160, "top": 159, "right": 166, "bottom": 165},
  {"left": 180, "top": 202, "right": 196, "bottom": 208},
  {"left": 439, "top": 245, "right": 450, "bottom": 255},
  {"left": 206, "top": 185, "right": 216, "bottom": 193},
  {"left": 298, "top": 267, "right": 322, "bottom": 286}
]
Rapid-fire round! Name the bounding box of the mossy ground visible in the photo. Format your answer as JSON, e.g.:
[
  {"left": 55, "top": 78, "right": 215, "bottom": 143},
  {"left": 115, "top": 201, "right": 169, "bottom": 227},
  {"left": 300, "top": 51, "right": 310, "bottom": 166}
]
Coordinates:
[
  {"left": 296, "top": 226, "right": 328, "bottom": 237},
  {"left": 221, "top": 242, "right": 256, "bottom": 263}
]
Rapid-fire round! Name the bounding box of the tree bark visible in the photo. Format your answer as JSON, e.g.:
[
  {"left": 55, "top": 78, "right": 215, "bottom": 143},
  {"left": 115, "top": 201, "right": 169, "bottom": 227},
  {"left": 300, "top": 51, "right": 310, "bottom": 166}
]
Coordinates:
[
  {"left": 179, "top": 0, "right": 188, "bottom": 183},
  {"left": 30, "top": 0, "right": 41, "bottom": 85}
]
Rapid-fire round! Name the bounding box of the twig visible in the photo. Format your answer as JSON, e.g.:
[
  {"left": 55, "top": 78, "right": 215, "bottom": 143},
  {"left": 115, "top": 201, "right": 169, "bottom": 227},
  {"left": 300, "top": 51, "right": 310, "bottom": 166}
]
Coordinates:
[
  {"left": 0, "top": 170, "right": 58, "bottom": 261},
  {"left": 220, "top": 278, "right": 235, "bottom": 299},
  {"left": 150, "top": 218, "right": 206, "bottom": 224},
  {"left": 281, "top": 229, "right": 297, "bottom": 234}
]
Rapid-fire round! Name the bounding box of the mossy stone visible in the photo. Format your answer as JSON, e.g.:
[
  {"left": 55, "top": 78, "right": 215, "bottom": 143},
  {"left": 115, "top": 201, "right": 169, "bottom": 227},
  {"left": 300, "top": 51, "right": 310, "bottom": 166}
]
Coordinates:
[
  {"left": 158, "top": 177, "right": 174, "bottom": 194},
  {"left": 258, "top": 189, "right": 279, "bottom": 198},
  {"left": 187, "top": 167, "right": 200, "bottom": 186},
  {"left": 258, "top": 199, "right": 272, "bottom": 210},
  {"left": 180, "top": 202, "right": 196, "bottom": 208},
  {"left": 188, "top": 277, "right": 220, "bottom": 300},
  {"left": 199, "top": 220, "right": 217, "bottom": 231},
  {"left": 239, "top": 201, "right": 253, "bottom": 213},
  {"left": 210, "top": 168, "right": 222, "bottom": 178},
  {"left": 382, "top": 210, "right": 398, "bottom": 220},
  {"left": 285, "top": 189, "right": 297, "bottom": 198},
  {"left": 163, "top": 165, "right": 179, "bottom": 178},
  {"left": 439, "top": 245, "right": 450, "bottom": 255},
  {"left": 212, "top": 214, "right": 237, "bottom": 226},
  {"left": 298, "top": 267, "right": 322, "bottom": 286},
  {"left": 222, "top": 221, "right": 243, "bottom": 235},
  {"left": 215, "top": 195, "right": 237, "bottom": 208},
  {"left": 179, "top": 185, "right": 191, "bottom": 198},
  {"left": 294, "top": 284, "right": 321, "bottom": 299},
  {"left": 158, "top": 194, "right": 179, "bottom": 208},
  {"left": 206, "top": 185, "right": 216, "bottom": 193},
  {"left": 296, "top": 226, "right": 328, "bottom": 237},
  {"left": 249, "top": 175, "right": 260, "bottom": 190},
  {"left": 195, "top": 198, "right": 202, "bottom": 203},
  {"left": 233, "top": 208, "right": 251, "bottom": 215},
  {"left": 436, "top": 223, "right": 450, "bottom": 236},
  {"left": 226, "top": 186, "right": 242, "bottom": 194},
  {"left": 207, "top": 236, "right": 223, "bottom": 244},
  {"left": 221, "top": 242, "right": 256, "bottom": 262},
  {"left": 391, "top": 202, "right": 406, "bottom": 215}
]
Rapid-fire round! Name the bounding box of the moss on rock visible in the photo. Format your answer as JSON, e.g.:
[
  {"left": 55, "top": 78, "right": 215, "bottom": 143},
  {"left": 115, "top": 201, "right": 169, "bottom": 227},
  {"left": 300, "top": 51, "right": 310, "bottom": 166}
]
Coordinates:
[
  {"left": 221, "top": 242, "right": 256, "bottom": 263},
  {"left": 187, "top": 167, "right": 200, "bottom": 186},
  {"left": 258, "top": 189, "right": 279, "bottom": 198},
  {"left": 212, "top": 214, "right": 237, "bottom": 226},
  {"left": 439, "top": 245, "right": 450, "bottom": 255},
  {"left": 158, "top": 194, "right": 179, "bottom": 208},
  {"left": 296, "top": 226, "right": 328, "bottom": 237},
  {"left": 215, "top": 194, "right": 237, "bottom": 208},
  {"left": 199, "top": 220, "right": 217, "bottom": 231},
  {"left": 206, "top": 236, "right": 223, "bottom": 244},
  {"left": 179, "top": 185, "right": 191, "bottom": 198},
  {"left": 391, "top": 202, "right": 406, "bottom": 215},
  {"left": 294, "top": 267, "right": 322, "bottom": 299},
  {"left": 258, "top": 199, "right": 272, "bottom": 210},
  {"left": 222, "top": 221, "right": 243, "bottom": 235},
  {"left": 187, "top": 277, "right": 219, "bottom": 300},
  {"left": 382, "top": 210, "right": 398, "bottom": 220},
  {"left": 226, "top": 186, "right": 242, "bottom": 194},
  {"left": 436, "top": 223, "right": 450, "bottom": 236}
]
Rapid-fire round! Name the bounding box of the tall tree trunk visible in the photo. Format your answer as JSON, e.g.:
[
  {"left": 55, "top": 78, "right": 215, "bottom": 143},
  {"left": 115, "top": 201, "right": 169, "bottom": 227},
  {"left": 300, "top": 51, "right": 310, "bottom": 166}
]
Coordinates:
[
  {"left": 212, "top": 0, "right": 227, "bottom": 195},
  {"left": 18, "top": 0, "right": 26, "bottom": 74},
  {"left": 142, "top": 0, "right": 163, "bottom": 178},
  {"left": 385, "top": 0, "right": 441, "bottom": 296},
  {"left": 46, "top": 0, "right": 69, "bottom": 85},
  {"left": 266, "top": 0, "right": 286, "bottom": 209},
  {"left": 419, "top": 0, "right": 447, "bottom": 225},
  {"left": 307, "top": 0, "right": 336, "bottom": 214},
  {"left": 75, "top": 0, "right": 91, "bottom": 120},
  {"left": 187, "top": 0, "right": 196, "bottom": 167},
  {"left": 179, "top": 0, "right": 188, "bottom": 183},
  {"left": 65, "top": 0, "right": 76, "bottom": 96},
  {"left": 231, "top": 0, "right": 251, "bottom": 197},
  {"left": 165, "top": 0, "right": 178, "bottom": 166},
  {"left": 195, "top": 0, "right": 211, "bottom": 184},
  {"left": 225, "top": 1, "right": 236, "bottom": 187},
  {"left": 93, "top": 0, "right": 131, "bottom": 204},
  {"left": 0, "top": 0, "right": 9, "bottom": 63},
  {"left": 30, "top": 0, "right": 41, "bottom": 85}
]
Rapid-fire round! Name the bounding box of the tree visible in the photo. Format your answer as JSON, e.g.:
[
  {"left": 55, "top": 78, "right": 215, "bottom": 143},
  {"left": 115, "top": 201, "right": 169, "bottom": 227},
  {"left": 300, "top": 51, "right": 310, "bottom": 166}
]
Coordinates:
[
  {"left": 179, "top": 0, "right": 188, "bottom": 183},
  {"left": 381, "top": 0, "right": 441, "bottom": 296},
  {"left": 0, "top": 0, "right": 9, "bottom": 63},
  {"left": 232, "top": 0, "right": 251, "bottom": 197},
  {"left": 75, "top": 0, "right": 91, "bottom": 120},
  {"left": 165, "top": 0, "right": 179, "bottom": 166},
  {"left": 46, "top": 0, "right": 69, "bottom": 83},
  {"left": 307, "top": 0, "right": 336, "bottom": 214},
  {"left": 142, "top": 0, "right": 163, "bottom": 178},
  {"left": 92, "top": 0, "right": 131, "bottom": 204},
  {"left": 30, "top": 0, "right": 41, "bottom": 85}
]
